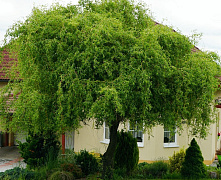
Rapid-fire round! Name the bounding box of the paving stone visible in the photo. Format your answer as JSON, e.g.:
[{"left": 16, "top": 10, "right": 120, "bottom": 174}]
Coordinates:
[{"left": 0, "top": 146, "right": 26, "bottom": 172}]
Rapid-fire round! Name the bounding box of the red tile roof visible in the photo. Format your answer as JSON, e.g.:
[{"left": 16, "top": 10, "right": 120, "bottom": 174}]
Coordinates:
[
  {"left": 0, "top": 50, "right": 17, "bottom": 81},
  {"left": 154, "top": 21, "right": 200, "bottom": 53}
]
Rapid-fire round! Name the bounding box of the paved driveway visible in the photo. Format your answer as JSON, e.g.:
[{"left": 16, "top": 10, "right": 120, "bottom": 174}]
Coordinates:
[{"left": 0, "top": 146, "right": 26, "bottom": 172}]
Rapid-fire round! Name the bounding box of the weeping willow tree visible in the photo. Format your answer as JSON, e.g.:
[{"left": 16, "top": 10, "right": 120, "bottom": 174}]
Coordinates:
[{"left": 0, "top": 0, "right": 220, "bottom": 177}]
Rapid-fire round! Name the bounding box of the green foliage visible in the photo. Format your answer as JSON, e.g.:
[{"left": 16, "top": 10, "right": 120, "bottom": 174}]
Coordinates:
[
  {"left": 162, "top": 171, "right": 182, "bottom": 179},
  {"left": 31, "top": 151, "right": 76, "bottom": 180},
  {"left": 145, "top": 161, "right": 169, "bottom": 178},
  {"left": 168, "top": 148, "right": 186, "bottom": 173},
  {"left": 0, "top": 167, "right": 35, "bottom": 180},
  {"left": 18, "top": 132, "right": 60, "bottom": 169},
  {"left": 57, "top": 150, "right": 76, "bottom": 165},
  {"left": 135, "top": 161, "right": 168, "bottom": 179},
  {"left": 113, "top": 167, "right": 127, "bottom": 179},
  {"left": 131, "top": 162, "right": 149, "bottom": 179},
  {"left": 181, "top": 138, "right": 206, "bottom": 179},
  {"left": 61, "top": 163, "right": 83, "bottom": 178},
  {"left": 75, "top": 150, "right": 99, "bottom": 176},
  {"left": 114, "top": 130, "right": 139, "bottom": 174},
  {"left": 1, "top": 0, "right": 219, "bottom": 139},
  {"left": 1, "top": 0, "right": 221, "bottom": 177},
  {"left": 136, "top": 162, "right": 149, "bottom": 172},
  {"left": 213, "top": 167, "right": 221, "bottom": 179},
  {"left": 218, "top": 159, "right": 221, "bottom": 168},
  {"left": 48, "top": 171, "right": 74, "bottom": 180},
  {"left": 18, "top": 133, "right": 44, "bottom": 168}
]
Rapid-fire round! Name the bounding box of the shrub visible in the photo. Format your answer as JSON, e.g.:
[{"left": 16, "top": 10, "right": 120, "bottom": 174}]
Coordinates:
[
  {"left": 44, "top": 133, "right": 61, "bottom": 162},
  {"left": 61, "top": 163, "right": 82, "bottom": 178},
  {"left": 162, "top": 171, "right": 182, "bottom": 179},
  {"left": 75, "top": 150, "right": 99, "bottom": 176},
  {"left": 133, "top": 161, "right": 168, "bottom": 178},
  {"left": 130, "top": 162, "right": 149, "bottom": 179},
  {"left": 57, "top": 149, "right": 76, "bottom": 165},
  {"left": 113, "top": 167, "right": 127, "bottom": 178},
  {"left": 168, "top": 148, "right": 186, "bottom": 173},
  {"left": 181, "top": 138, "right": 206, "bottom": 179},
  {"left": 89, "top": 152, "right": 103, "bottom": 173},
  {"left": 0, "top": 167, "right": 35, "bottom": 180},
  {"left": 114, "top": 130, "right": 139, "bottom": 175},
  {"left": 18, "top": 131, "right": 60, "bottom": 169},
  {"left": 18, "top": 133, "right": 44, "bottom": 168},
  {"left": 142, "top": 161, "right": 168, "bottom": 178},
  {"left": 48, "top": 171, "right": 74, "bottom": 180}
]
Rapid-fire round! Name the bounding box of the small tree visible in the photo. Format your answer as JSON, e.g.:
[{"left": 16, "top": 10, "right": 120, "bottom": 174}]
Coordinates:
[
  {"left": 169, "top": 148, "right": 186, "bottom": 173},
  {"left": 75, "top": 150, "right": 99, "bottom": 176},
  {"left": 114, "top": 130, "right": 139, "bottom": 175},
  {"left": 181, "top": 138, "right": 206, "bottom": 179},
  {"left": 18, "top": 131, "right": 60, "bottom": 169}
]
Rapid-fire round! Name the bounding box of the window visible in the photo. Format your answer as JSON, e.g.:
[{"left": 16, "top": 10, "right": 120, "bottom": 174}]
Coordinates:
[
  {"left": 164, "top": 127, "right": 179, "bottom": 147},
  {"left": 128, "top": 122, "right": 144, "bottom": 147},
  {"left": 101, "top": 122, "right": 110, "bottom": 144},
  {"left": 104, "top": 122, "right": 110, "bottom": 140}
]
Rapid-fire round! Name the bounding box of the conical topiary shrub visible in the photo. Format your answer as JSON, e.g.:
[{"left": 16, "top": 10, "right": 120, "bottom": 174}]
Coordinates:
[
  {"left": 114, "top": 130, "right": 139, "bottom": 175},
  {"left": 181, "top": 138, "right": 206, "bottom": 179}
]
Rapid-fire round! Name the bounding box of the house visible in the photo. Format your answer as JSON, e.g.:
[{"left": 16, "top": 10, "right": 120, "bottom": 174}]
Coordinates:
[
  {"left": 71, "top": 76, "right": 221, "bottom": 165},
  {"left": 65, "top": 25, "right": 221, "bottom": 165},
  {"left": 72, "top": 105, "right": 220, "bottom": 165}
]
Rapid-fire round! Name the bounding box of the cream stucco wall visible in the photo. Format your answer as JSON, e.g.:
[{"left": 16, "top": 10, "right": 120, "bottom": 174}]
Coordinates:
[
  {"left": 132, "top": 124, "right": 216, "bottom": 164},
  {"left": 72, "top": 90, "right": 221, "bottom": 165},
  {"left": 74, "top": 120, "right": 218, "bottom": 165},
  {"left": 74, "top": 120, "right": 109, "bottom": 154}
]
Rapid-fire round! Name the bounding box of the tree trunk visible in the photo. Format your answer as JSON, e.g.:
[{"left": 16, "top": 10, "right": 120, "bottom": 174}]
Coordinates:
[{"left": 102, "top": 119, "right": 120, "bottom": 179}]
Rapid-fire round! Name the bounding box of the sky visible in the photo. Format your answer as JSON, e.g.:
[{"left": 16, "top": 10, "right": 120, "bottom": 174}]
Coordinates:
[{"left": 1, "top": 0, "right": 221, "bottom": 56}]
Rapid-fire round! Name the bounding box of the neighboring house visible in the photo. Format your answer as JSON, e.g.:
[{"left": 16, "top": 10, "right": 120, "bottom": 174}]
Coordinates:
[
  {"left": 0, "top": 50, "right": 28, "bottom": 147},
  {"left": 0, "top": 50, "right": 18, "bottom": 147},
  {"left": 1, "top": 49, "right": 220, "bottom": 165}
]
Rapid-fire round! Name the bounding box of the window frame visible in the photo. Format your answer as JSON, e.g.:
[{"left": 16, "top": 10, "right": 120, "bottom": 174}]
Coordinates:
[
  {"left": 163, "top": 127, "right": 179, "bottom": 148},
  {"left": 128, "top": 122, "right": 144, "bottom": 147},
  {"left": 100, "top": 121, "right": 110, "bottom": 144}
]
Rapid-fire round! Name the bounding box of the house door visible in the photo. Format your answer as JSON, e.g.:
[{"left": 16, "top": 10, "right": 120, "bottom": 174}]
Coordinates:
[{"left": 65, "top": 130, "right": 74, "bottom": 150}]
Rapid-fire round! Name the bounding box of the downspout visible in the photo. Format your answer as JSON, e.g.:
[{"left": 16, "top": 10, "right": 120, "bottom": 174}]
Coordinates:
[{"left": 62, "top": 133, "right": 65, "bottom": 154}]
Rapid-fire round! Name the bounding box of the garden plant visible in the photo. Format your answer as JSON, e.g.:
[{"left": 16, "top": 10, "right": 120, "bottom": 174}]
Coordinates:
[
  {"left": 181, "top": 138, "right": 206, "bottom": 179},
  {"left": 18, "top": 131, "right": 60, "bottom": 169},
  {"left": 114, "top": 130, "right": 139, "bottom": 176},
  {"left": 169, "top": 148, "right": 186, "bottom": 173}
]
